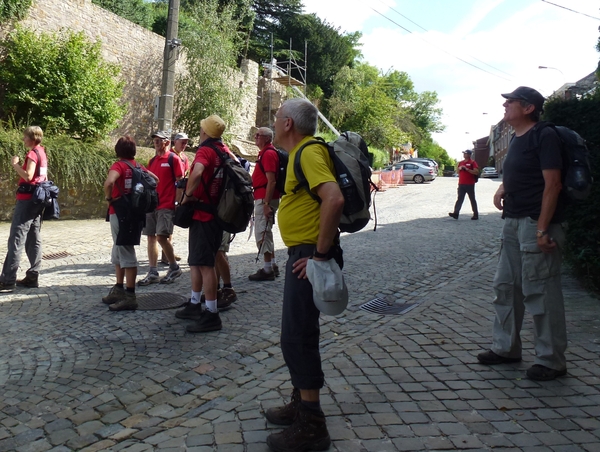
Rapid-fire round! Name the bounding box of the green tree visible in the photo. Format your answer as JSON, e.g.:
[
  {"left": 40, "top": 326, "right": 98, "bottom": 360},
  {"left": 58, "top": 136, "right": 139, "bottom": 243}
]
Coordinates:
[
  {"left": 173, "top": 0, "right": 247, "bottom": 137},
  {"left": 276, "top": 13, "right": 361, "bottom": 97},
  {"left": 0, "top": 28, "right": 125, "bottom": 139},
  {"left": 92, "top": 0, "right": 155, "bottom": 29},
  {"left": 0, "top": 0, "right": 32, "bottom": 22}
]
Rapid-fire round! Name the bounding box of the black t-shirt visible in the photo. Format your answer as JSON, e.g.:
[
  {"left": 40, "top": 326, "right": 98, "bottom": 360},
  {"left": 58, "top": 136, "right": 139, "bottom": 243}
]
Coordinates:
[{"left": 502, "top": 126, "right": 565, "bottom": 222}]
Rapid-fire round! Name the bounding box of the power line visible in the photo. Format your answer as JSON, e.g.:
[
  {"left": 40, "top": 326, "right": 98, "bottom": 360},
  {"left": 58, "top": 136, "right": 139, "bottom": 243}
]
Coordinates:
[
  {"left": 370, "top": 7, "right": 513, "bottom": 82},
  {"left": 541, "top": 0, "right": 600, "bottom": 21},
  {"left": 379, "top": 0, "right": 514, "bottom": 78}
]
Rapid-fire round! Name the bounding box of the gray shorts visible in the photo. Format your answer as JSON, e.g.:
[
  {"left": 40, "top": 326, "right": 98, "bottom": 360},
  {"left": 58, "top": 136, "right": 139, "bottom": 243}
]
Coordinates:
[
  {"left": 143, "top": 209, "right": 174, "bottom": 236},
  {"left": 110, "top": 214, "right": 138, "bottom": 268},
  {"left": 220, "top": 232, "right": 232, "bottom": 252}
]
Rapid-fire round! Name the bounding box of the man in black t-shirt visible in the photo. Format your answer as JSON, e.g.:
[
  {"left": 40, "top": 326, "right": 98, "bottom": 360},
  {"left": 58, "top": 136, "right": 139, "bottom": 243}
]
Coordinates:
[{"left": 477, "top": 86, "right": 567, "bottom": 381}]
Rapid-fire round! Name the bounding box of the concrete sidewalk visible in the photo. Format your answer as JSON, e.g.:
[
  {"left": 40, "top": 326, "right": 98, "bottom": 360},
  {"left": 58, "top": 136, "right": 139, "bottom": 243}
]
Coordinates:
[{"left": 0, "top": 177, "right": 598, "bottom": 452}]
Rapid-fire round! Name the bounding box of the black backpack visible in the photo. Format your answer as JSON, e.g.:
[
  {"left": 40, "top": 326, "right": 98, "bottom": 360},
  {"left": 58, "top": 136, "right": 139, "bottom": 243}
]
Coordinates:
[
  {"left": 531, "top": 122, "right": 593, "bottom": 202},
  {"left": 257, "top": 146, "right": 289, "bottom": 195},
  {"left": 119, "top": 160, "right": 158, "bottom": 215},
  {"left": 198, "top": 144, "right": 255, "bottom": 233},
  {"left": 293, "top": 132, "right": 376, "bottom": 233}
]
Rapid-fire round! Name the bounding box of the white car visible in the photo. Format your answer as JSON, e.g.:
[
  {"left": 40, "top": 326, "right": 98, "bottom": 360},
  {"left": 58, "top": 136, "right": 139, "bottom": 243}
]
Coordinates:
[{"left": 481, "top": 167, "right": 499, "bottom": 178}]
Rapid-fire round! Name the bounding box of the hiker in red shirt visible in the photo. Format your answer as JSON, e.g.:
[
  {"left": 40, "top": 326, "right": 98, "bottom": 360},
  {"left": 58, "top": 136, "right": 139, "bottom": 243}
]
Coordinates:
[
  {"left": 449, "top": 149, "right": 479, "bottom": 220},
  {"left": 248, "top": 127, "right": 281, "bottom": 281}
]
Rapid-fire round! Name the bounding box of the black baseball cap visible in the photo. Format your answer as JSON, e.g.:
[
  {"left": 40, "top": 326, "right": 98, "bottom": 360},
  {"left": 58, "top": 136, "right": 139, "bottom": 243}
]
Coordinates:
[
  {"left": 463, "top": 150, "right": 473, "bottom": 155},
  {"left": 151, "top": 130, "right": 170, "bottom": 140},
  {"left": 502, "top": 86, "right": 545, "bottom": 112}
]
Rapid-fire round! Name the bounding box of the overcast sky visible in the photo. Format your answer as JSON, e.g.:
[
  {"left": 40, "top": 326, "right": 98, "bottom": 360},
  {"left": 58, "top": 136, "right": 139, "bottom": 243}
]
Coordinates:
[{"left": 300, "top": 0, "right": 599, "bottom": 159}]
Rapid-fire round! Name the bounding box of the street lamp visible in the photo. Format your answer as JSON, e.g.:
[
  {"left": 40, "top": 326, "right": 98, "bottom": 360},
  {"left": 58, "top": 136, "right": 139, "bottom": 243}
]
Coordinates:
[{"left": 538, "top": 65, "right": 565, "bottom": 84}]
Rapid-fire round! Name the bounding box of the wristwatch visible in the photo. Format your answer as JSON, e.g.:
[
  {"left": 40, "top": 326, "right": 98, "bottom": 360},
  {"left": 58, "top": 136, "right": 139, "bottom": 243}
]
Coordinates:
[
  {"left": 313, "top": 248, "right": 329, "bottom": 259},
  {"left": 105, "top": 197, "right": 113, "bottom": 202},
  {"left": 536, "top": 230, "right": 548, "bottom": 239}
]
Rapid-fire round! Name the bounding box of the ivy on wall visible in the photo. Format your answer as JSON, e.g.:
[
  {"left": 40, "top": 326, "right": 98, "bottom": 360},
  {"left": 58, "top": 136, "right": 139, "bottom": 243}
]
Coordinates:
[{"left": 0, "top": 0, "right": 32, "bottom": 22}]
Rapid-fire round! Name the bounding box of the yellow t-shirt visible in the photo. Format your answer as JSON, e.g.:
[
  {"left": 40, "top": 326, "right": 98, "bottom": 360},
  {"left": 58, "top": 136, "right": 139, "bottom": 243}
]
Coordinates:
[{"left": 278, "top": 137, "right": 337, "bottom": 247}]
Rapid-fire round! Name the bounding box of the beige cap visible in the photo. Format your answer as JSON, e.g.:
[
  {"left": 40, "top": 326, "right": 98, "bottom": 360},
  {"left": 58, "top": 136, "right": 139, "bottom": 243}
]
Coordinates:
[{"left": 200, "top": 115, "right": 226, "bottom": 138}]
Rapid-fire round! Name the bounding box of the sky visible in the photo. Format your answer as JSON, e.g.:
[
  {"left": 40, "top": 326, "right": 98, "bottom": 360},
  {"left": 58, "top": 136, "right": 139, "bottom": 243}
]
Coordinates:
[{"left": 300, "top": 0, "right": 599, "bottom": 159}]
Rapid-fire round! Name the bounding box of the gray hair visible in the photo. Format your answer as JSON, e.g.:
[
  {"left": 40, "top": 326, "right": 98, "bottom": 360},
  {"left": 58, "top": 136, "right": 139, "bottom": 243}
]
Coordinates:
[
  {"left": 257, "top": 127, "right": 273, "bottom": 141},
  {"left": 281, "top": 98, "right": 318, "bottom": 136}
]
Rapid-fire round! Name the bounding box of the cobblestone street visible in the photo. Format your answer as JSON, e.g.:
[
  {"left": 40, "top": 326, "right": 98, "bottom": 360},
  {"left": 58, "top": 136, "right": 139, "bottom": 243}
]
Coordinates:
[{"left": 0, "top": 177, "right": 598, "bottom": 452}]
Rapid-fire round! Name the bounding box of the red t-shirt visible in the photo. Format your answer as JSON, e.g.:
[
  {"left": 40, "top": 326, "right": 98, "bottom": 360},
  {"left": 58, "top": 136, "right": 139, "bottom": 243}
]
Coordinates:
[
  {"left": 108, "top": 159, "right": 145, "bottom": 214},
  {"left": 178, "top": 152, "right": 190, "bottom": 176},
  {"left": 252, "top": 145, "right": 281, "bottom": 200},
  {"left": 458, "top": 159, "right": 478, "bottom": 185},
  {"left": 191, "top": 141, "right": 236, "bottom": 222},
  {"left": 147, "top": 152, "right": 183, "bottom": 210},
  {"left": 16, "top": 146, "right": 48, "bottom": 201}
]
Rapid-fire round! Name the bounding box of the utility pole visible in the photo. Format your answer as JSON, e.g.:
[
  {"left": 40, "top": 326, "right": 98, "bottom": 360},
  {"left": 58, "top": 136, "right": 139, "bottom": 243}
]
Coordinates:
[{"left": 156, "top": 0, "right": 181, "bottom": 133}]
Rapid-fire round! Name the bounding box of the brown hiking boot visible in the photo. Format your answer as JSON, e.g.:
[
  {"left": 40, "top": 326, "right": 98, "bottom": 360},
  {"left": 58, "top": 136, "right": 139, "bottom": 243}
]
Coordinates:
[
  {"left": 175, "top": 300, "right": 203, "bottom": 320},
  {"left": 272, "top": 263, "right": 280, "bottom": 277},
  {"left": 16, "top": 272, "right": 39, "bottom": 288},
  {"left": 266, "top": 404, "right": 330, "bottom": 452},
  {"left": 265, "top": 388, "right": 301, "bottom": 426},
  {"left": 248, "top": 268, "right": 275, "bottom": 281},
  {"left": 102, "top": 285, "right": 125, "bottom": 304},
  {"left": 218, "top": 287, "right": 237, "bottom": 311},
  {"left": 109, "top": 292, "right": 138, "bottom": 311}
]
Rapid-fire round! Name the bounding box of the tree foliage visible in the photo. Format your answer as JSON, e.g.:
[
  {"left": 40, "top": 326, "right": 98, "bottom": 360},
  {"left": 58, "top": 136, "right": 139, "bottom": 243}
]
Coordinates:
[
  {"left": 92, "top": 0, "right": 154, "bottom": 29},
  {"left": 326, "top": 62, "right": 444, "bottom": 151},
  {"left": 276, "top": 13, "right": 361, "bottom": 97},
  {"left": 0, "top": 0, "right": 31, "bottom": 23},
  {"left": 173, "top": 0, "right": 247, "bottom": 138},
  {"left": 543, "top": 92, "right": 600, "bottom": 292},
  {"left": 0, "top": 28, "right": 125, "bottom": 139}
]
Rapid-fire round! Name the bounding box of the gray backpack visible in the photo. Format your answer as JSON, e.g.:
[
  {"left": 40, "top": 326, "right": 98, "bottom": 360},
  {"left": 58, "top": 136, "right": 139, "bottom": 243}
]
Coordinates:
[{"left": 293, "top": 132, "right": 376, "bottom": 233}]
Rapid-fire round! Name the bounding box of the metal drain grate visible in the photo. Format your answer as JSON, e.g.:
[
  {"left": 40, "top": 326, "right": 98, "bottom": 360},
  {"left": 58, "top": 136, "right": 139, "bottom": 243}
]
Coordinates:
[
  {"left": 136, "top": 292, "right": 188, "bottom": 311},
  {"left": 42, "top": 251, "right": 73, "bottom": 260},
  {"left": 359, "top": 297, "right": 419, "bottom": 315}
]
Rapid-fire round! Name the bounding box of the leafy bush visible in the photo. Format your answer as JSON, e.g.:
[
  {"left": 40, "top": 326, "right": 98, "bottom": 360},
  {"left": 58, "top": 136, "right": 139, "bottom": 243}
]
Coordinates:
[
  {"left": 0, "top": 0, "right": 31, "bottom": 22},
  {"left": 0, "top": 28, "right": 125, "bottom": 139},
  {"left": 92, "top": 0, "right": 154, "bottom": 29},
  {"left": 174, "top": 0, "right": 247, "bottom": 138},
  {"left": 543, "top": 93, "right": 600, "bottom": 292}
]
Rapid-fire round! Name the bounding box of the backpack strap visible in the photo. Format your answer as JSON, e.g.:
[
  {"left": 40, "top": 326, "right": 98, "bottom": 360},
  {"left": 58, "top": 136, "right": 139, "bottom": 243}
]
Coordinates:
[
  {"left": 196, "top": 142, "right": 229, "bottom": 210},
  {"left": 256, "top": 145, "right": 279, "bottom": 189},
  {"left": 114, "top": 160, "right": 141, "bottom": 202},
  {"left": 292, "top": 137, "right": 329, "bottom": 204}
]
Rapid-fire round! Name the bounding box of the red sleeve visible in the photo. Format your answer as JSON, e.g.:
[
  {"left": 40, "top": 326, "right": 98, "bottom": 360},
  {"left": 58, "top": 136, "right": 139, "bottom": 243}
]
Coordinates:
[{"left": 261, "top": 149, "right": 278, "bottom": 174}]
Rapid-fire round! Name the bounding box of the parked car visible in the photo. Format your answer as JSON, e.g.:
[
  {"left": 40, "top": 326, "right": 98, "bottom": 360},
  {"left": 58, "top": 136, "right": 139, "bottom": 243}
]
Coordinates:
[
  {"left": 382, "top": 161, "right": 436, "bottom": 184},
  {"left": 403, "top": 158, "right": 439, "bottom": 172},
  {"left": 481, "top": 167, "right": 499, "bottom": 178}
]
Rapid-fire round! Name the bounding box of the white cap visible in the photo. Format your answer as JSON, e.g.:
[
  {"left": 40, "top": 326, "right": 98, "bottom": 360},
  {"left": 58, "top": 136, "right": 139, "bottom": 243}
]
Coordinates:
[
  {"left": 174, "top": 132, "right": 188, "bottom": 141},
  {"left": 306, "top": 259, "right": 349, "bottom": 316}
]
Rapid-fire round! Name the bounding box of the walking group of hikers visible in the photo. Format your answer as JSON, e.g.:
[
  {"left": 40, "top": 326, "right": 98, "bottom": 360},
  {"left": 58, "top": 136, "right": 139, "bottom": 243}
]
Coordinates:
[{"left": 0, "top": 87, "right": 588, "bottom": 450}]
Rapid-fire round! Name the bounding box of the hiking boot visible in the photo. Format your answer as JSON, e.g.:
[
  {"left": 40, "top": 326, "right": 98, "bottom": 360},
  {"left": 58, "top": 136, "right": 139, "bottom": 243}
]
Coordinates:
[
  {"left": 448, "top": 212, "right": 458, "bottom": 219},
  {"left": 186, "top": 310, "right": 222, "bottom": 333},
  {"left": 0, "top": 282, "right": 15, "bottom": 293},
  {"left": 138, "top": 272, "right": 160, "bottom": 286},
  {"left": 102, "top": 285, "right": 126, "bottom": 304},
  {"left": 527, "top": 364, "right": 567, "bottom": 381},
  {"left": 471, "top": 214, "right": 479, "bottom": 220},
  {"left": 248, "top": 268, "right": 275, "bottom": 281},
  {"left": 272, "top": 263, "right": 280, "bottom": 277},
  {"left": 477, "top": 350, "right": 521, "bottom": 365},
  {"left": 218, "top": 288, "right": 237, "bottom": 311},
  {"left": 266, "top": 404, "right": 330, "bottom": 452},
  {"left": 160, "top": 267, "right": 182, "bottom": 284},
  {"left": 265, "top": 388, "right": 301, "bottom": 426},
  {"left": 16, "top": 273, "right": 39, "bottom": 288},
  {"left": 175, "top": 300, "right": 203, "bottom": 320},
  {"left": 109, "top": 292, "right": 138, "bottom": 311}
]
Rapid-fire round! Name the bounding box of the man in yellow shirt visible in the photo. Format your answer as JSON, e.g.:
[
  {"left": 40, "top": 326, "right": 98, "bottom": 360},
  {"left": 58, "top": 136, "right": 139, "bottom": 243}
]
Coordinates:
[{"left": 264, "top": 98, "right": 344, "bottom": 451}]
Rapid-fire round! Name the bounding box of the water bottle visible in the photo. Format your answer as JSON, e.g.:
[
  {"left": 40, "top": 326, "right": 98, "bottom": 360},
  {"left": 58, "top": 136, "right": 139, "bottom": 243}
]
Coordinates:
[
  {"left": 338, "top": 172, "right": 362, "bottom": 215},
  {"left": 134, "top": 182, "right": 144, "bottom": 193}
]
